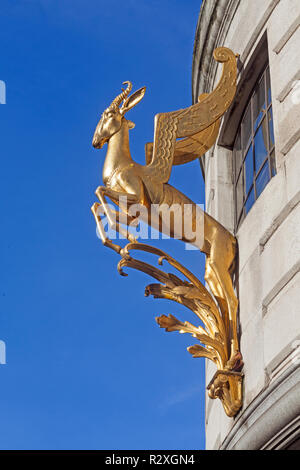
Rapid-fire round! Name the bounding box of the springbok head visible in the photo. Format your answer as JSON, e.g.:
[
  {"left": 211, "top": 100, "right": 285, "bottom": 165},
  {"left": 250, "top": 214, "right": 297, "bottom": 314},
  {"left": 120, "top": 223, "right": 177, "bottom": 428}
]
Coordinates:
[{"left": 92, "top": 81, "right": 146, "bottom": 149}]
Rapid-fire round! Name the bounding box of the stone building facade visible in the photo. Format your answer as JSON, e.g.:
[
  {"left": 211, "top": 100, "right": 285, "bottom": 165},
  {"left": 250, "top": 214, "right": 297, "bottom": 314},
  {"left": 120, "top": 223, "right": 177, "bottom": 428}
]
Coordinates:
[{"left": 192, "top": 0, "right": 300, "bottom": 449}]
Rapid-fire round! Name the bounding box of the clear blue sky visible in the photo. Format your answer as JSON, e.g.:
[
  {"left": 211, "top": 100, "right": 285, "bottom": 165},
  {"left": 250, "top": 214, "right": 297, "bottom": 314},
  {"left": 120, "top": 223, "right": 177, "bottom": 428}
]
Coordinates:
[{"left": 0, "top": 0, "right": 207, "bottom": 450}]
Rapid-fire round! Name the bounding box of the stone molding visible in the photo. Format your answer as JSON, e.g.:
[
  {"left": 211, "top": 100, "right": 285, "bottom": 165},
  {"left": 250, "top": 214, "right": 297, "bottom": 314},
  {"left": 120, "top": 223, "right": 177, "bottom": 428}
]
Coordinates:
[
  {"left": 192, "top": 0, "right": 240, "bottom": 102},
  {"left": 220, "top": 363, "right": 300, "bottom": 449}
]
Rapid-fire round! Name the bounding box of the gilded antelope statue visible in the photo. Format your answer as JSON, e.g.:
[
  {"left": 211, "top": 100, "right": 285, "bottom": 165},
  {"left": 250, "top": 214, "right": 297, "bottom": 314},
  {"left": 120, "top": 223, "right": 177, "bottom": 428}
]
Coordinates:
[{"left": 91, "top": 47, "right": 239, "bottom": 368}]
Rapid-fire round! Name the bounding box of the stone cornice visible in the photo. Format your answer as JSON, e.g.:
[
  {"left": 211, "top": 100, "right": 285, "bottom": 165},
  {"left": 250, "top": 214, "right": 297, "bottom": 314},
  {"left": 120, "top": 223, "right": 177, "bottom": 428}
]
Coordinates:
[
  {"left": 220, "top": 363, "right": 300, "bottom": 449},
  {"left": 192, "top": 0, "right": 240, "bottom": 103},
  {"left": 192, "top": 0, "right": 240, "bottom": 177}
]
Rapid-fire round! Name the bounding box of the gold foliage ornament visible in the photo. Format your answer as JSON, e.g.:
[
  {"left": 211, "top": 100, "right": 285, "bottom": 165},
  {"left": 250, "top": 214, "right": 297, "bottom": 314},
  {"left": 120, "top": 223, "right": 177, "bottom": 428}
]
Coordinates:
[{"left": 118, "top": 242, "right": 243, "bottom": 418}]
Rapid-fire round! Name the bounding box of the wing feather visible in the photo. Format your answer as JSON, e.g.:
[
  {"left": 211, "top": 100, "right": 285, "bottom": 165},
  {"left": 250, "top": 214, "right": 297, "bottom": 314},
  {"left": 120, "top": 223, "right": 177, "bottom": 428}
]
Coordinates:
[
  {"left": 173, "top": 118, "right": 221, "bottom": 166},
  {"left": 144, "top": 110, "right": 183, "bottom": 183},
  {"left": 176, "top": 48, "right": 237, "bottom": 137},
  {"left": 143, "top": 47, "right": 237, "bottom": 184},
  {"left": 145, "top": 118, "right": 220, "bottom": 167}
]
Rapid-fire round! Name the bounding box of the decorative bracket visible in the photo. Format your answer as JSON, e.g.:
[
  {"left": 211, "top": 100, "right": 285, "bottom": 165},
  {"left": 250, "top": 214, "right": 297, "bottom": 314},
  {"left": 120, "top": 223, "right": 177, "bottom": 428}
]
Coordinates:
[
  {"left": 111, "top": 242, "right": 244, "bottom": 417},
  {"left": 207, "top": 370, "right": 243, "bottom": 418}
]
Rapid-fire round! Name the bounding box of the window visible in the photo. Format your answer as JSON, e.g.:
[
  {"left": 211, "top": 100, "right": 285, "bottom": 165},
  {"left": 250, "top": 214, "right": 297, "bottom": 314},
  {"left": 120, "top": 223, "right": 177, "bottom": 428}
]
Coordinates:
[{"left": 233, "top": 65, "right": 276, "bottom": 229}]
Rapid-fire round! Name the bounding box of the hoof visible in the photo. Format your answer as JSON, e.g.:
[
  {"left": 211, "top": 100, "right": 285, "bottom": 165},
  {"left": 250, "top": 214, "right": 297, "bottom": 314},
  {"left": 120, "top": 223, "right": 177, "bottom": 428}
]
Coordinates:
[
  {"left": 91, "top": 202, "right": 99, "bottom": 213},
  {"left": 120, "top": 248, "right": 131, "bottom": 260}
]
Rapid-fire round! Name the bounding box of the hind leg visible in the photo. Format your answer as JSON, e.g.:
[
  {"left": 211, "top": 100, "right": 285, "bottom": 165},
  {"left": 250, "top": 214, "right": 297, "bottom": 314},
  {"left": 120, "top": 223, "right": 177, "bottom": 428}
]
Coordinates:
[
  {"left": 205, "top": 258, "right": 230, "bottom": 341},
  {"left": 206, "top": 238, "right": 239, "bottom": 364}
]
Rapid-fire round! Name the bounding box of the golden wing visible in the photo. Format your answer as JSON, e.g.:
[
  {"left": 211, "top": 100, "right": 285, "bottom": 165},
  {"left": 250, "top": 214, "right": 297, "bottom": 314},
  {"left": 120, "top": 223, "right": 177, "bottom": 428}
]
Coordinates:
[
  {"left": 145, "top": 94, "right": 221, "bottom": 167},
  {"left": 145, "top": 119, "right": 220, "bottom": 167},
  {"left": 143, "top": 47, "right": 237, "bottom": 183},
  {"left": 143, "top": 109, "right": 183, "bottom": 183},
  {"left": 173, "top": 118, "right": 221, "bottom": 165},
  {"left": 176, "top": 47, "right": 237, "bottom": 138}
]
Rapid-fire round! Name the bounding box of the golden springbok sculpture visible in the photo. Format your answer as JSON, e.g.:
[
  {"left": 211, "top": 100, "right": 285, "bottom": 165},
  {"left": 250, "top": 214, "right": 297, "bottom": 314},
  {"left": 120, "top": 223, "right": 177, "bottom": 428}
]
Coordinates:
[{"left": 91, "top": 47, "right": 240, "bottom": 370}]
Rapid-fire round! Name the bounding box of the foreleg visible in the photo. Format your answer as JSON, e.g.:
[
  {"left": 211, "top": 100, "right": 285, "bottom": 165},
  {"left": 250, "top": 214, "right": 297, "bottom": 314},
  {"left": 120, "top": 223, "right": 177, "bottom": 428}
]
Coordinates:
[
  {"left": 95, "top": 187, "right": 139, "bottom": 243},
  {"left": 95, "top": 202, "right": 139, "bottom": 227},
  {"left": 96, "top": 186, "right": 139, "bottom": 205},
  {"left": 91, "top": 202, "right": 122, "bottom": 254}
]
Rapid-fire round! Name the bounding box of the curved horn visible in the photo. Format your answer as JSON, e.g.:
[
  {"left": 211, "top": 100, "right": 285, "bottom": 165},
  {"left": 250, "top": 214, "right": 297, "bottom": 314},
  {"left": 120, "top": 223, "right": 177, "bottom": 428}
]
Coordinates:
[{"left": 109, "top": 81, "right": 132, "bottom": 110}]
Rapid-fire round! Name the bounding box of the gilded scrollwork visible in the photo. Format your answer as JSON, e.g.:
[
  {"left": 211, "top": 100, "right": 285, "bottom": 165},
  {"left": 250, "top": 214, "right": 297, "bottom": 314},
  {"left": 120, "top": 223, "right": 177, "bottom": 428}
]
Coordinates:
[{"left": 116, "top": 242, "right": 243, "bottom": 417}]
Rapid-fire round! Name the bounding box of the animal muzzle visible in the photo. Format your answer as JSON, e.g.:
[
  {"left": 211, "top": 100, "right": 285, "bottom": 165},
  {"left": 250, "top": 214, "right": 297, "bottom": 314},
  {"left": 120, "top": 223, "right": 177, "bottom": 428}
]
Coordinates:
[{"left": 92, "top": 135, "right": 107, "bottom": 149}]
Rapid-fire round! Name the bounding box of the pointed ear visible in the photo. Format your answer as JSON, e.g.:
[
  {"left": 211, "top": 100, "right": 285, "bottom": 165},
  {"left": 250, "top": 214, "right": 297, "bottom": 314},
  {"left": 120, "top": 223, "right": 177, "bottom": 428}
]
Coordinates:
[
  {"left": 120, "top": 87, "right": 146, "bottom": 114},
  {"left": 127, "top": 120, "right": 135, "bottom": 129}
]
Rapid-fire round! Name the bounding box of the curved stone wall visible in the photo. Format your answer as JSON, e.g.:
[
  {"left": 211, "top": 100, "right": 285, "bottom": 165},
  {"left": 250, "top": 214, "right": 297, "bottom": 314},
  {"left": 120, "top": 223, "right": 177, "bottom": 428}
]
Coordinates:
[{"left": 192, "top": 0, "right": 300, "bottom": 450}]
